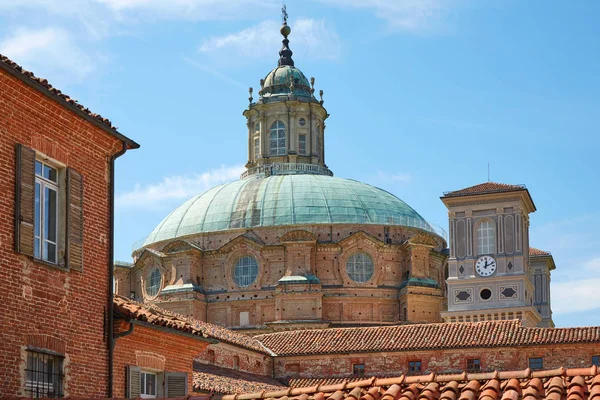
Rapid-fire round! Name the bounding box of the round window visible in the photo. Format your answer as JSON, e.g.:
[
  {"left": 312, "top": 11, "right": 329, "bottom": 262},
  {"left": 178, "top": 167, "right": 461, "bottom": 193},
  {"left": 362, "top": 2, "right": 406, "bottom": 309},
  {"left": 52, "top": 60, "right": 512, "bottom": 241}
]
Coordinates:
[
  {"left": 146, "top": 268, "right": 161, "bottom": 297},
  {"left": 346, "top": 253, "right": 374, "bottom": 283},
  {"left": 480, "top": 288, "right": 492, "bottom": 300},
  {"left": 298, "top": 117, "right": 306, "bottom": 126},
  {"left": 234, "top": 256, "right": 259, "bottom": 287}
]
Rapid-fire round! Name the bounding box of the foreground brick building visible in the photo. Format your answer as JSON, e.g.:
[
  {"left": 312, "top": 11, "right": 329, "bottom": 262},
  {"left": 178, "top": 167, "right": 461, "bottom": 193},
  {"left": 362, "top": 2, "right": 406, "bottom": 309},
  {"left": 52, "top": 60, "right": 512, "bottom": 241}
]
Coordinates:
[
  {"left": 109, "top": 296, "right": 600, "bottom": 398},
  {"left": 0, "top": 54, "right": 138, "bottom": 397},
  {"left": 112, "top": 296, "right": 272, "bottom": 397}
]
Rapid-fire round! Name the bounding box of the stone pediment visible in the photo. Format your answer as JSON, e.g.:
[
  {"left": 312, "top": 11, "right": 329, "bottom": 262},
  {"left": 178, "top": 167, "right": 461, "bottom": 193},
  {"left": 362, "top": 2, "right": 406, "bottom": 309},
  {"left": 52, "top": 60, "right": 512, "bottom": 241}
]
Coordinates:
[
  {"left": 405, "top": 233, "right": 438, "bottom": 248},
  {"left": 161, "top": 240, "right": 204, "bottom": 254},
  {"left": 132, "top": 248, "right": 165, "bottom": 271},
  {"left": 217, "top": 234, "right": 264, "bottom": 253},
  {"left": 279, "top": 230, "right": 317, "bottom": 243},
  {"left": 338, "top": 231, "right": 383, "bottom": 248}
]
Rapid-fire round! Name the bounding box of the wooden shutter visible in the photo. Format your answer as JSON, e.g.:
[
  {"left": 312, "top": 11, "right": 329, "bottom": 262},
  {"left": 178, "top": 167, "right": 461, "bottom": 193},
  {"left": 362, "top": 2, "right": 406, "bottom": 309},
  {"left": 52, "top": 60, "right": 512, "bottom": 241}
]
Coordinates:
[
  {"left": 165, "top": 372, "right": 188, "bottom": 397},
  {"left": 126, "top": 365, "right": 141, "bottom": 399},
  {"left": 15, "top": 144, "right": 36, "bottom": 256},
  {"left": 66, "top": 168, "right": 84, "bottom": 271}
]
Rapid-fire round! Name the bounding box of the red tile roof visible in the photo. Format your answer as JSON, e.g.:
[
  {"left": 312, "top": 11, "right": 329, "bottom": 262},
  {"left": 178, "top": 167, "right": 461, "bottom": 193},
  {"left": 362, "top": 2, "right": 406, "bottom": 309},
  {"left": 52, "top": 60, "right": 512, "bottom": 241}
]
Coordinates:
[
  {"left": 443, "top": 182, "right": 526, "bottom": 198},
  {"left": 113, "top": 296, "right": 270, "bottom": 354},
  {"left": 254, "top": 320, "right": 600, "bottom": 356},
  {"left": 210, "top": 366, "right": 600, "bottom": 400},
  {"left": 530, "top": 247, "right": 551, "bottom": 257},
  {"left": 193, "top": 362, "right": 286, "bottom": 395},
  {"left": 0, "top": 53, "right": 138, "bottom": 148}
]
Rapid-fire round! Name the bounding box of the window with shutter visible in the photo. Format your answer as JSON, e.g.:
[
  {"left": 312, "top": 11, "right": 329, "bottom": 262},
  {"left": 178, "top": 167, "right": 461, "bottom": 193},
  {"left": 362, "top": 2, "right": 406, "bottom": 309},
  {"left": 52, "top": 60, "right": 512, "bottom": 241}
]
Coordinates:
[
  {"left": 15, "top": 144, "right": 84, "bottom": 271},
  {"left": 15, "top": 144, "right": 36, "bottom": 257},
  {"left": 66, "top": 168, "right": 83, "bottom": 271},
  {"left": 165, "top": 372, "right": 187, "bottom": 397},
  {"left": 127, "top": 365, "right": 141, "bottom": 399}
]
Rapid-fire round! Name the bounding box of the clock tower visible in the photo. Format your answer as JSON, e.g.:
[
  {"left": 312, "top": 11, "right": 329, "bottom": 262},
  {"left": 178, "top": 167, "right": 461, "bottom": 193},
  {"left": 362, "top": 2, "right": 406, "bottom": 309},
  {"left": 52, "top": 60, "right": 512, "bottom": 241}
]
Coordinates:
[{"left": 440, "top": 182, "right": 542, "bottom": 327}]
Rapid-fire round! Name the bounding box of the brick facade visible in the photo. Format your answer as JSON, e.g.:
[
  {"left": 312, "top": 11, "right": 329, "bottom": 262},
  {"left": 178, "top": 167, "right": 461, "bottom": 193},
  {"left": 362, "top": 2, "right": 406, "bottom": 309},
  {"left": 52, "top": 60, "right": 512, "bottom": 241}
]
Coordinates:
[
  {"left": 0, "top": 57, "right": 136, "bottom": 397},
  {"left": 195, "top": 342, "right": 272, "bottom": 376},
  {"left": 274, "top": 343, "right": 600, "bottom": 381},
  {"left": 112, "top": 323, "right": 211, "bottom": 396}
]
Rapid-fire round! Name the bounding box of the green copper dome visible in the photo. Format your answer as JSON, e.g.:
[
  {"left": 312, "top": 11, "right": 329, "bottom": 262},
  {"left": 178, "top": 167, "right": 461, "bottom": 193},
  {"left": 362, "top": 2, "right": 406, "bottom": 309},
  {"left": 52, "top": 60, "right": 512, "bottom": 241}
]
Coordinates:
[
  {"left": 141, "top": 175, "right": 437, "bottom": 248},
  {"left": 260, "top": 65, "right": 315, "bottom": 100}
]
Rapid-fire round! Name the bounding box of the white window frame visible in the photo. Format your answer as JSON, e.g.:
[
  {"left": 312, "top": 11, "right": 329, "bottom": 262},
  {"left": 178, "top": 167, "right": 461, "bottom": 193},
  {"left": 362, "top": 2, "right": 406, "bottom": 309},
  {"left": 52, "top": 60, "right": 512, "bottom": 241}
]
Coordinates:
[
  {"left": 34, "top": 160, "right": 59, "bottom": 264},
  {"left": 140, "top": 371, "right": 157, "bottom": 398},
  {"left": 298, "top": 134, "right": 306, "bottom": 155},
  {"left": 269, "top": 120, "right": 286, "bottom": 156},
  {"left": 476, "top": 220, "right": 496, "bottom": 255},
  {"left": 254, "top": 137, "right": 260, "bottom": 158}
]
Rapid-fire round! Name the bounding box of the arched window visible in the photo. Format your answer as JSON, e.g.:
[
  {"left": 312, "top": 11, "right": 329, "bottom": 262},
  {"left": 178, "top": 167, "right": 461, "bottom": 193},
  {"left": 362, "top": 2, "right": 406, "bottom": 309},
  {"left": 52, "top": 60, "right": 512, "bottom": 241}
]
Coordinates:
[
  {"left": 234, "top": 256, "right": 259, "bottom": 287},
  {"left": 346, "top": 252, "right": 374, "bottom": 283},
  {"left": 146, "top": 268, "right": 161, "bottom": 297},
  {"left": 269, "top": 121, "right": 286, "bottom": 155},
  {"left": 477, "top": 220, "right": 496, "bottom": 255}
]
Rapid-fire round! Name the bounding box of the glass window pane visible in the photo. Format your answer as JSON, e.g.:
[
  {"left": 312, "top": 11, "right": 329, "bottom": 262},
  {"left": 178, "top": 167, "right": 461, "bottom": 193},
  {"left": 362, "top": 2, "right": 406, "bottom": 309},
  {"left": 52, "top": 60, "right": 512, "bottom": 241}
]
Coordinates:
[
  {"left": 45, "top": 242, "right": 57, "bottom": 263},
  {"left": 234, "top": 256, "right": 258, "bottom": 287},
  {"left": 146, "top": 374, "right": 156, "bottom": 395},
  {"left": 346, "top": 253, "right": 374, "bottom": 283},
  {"left": 43, "top": 165, "right": 57, "bottom": 182},
  {"left": 44, "top": 187, "right": 57, "bottom": 243},
  {"left": 35, "top": 161, "right": 43, "bottom": 177}
]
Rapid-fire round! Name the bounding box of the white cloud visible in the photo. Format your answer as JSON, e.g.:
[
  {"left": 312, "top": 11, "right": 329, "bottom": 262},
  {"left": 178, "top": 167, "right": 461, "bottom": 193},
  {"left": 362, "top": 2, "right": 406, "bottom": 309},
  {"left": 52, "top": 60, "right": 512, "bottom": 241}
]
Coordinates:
[
  {"left": 95, "top": 0, "right": 274, "bottom": 21},
  {"left": 584, "top": 257, "right": 600, "bottom": 272},
  {"left": 551, "top": 277, "right": 600, "bottom": 315},
  {"left": 199, "top": 19, "right": 341, "bottom": 62},
  {"left": 116, "top": 165, "right": 245, "bottom": 209},
  {"left": 0, "top": 27, "right": 95, "bottom": 85},
  {"left": 375, "top": 170, "right": 412, "bottom": 183},
  {"left": 318, "top": 0, "right": 448, "bottom": 32}
]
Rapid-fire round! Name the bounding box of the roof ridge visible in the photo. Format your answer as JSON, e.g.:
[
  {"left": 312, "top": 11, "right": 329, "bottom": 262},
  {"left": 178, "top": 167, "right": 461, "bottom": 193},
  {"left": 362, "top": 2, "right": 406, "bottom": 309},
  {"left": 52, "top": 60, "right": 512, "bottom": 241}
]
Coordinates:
[
  {"left": 219, "top": 366, "right": 600, "bottom": 400},
  {"left": 0, "top": 53, "right": 138, "bottom": 148}
]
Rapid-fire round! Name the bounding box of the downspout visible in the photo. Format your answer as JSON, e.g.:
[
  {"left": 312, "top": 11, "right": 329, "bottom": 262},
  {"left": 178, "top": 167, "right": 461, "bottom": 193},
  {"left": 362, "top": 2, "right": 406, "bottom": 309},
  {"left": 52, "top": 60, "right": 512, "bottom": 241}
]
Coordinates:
[{"left": 108, "top": 141, "right": 128, "bottom": 397}]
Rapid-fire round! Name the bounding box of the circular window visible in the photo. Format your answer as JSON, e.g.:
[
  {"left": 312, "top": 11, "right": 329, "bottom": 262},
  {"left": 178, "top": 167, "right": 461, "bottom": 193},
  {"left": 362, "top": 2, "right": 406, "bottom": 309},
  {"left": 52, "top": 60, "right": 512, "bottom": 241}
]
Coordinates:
[
  {"left": 346, "top": 253, "right": 374, "bottom": 283},
  {"left": 299, "top": 117, "right": 306, "bottom": 126},
  {"left": 146, "top": 268, "right": 161, "bottom": 297},
  {"left": 234, "top": 256, "right": 259, "bottom": 287},
  {"left": 480, "top": 288, "right": 492, "bottom": 300}
]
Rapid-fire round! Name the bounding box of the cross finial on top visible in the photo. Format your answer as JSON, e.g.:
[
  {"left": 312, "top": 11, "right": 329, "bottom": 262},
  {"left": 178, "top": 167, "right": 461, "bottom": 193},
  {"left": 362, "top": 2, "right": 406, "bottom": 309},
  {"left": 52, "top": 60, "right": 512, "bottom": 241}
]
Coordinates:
[{"left": 282, "top": 4, "right": 288, "bottom": 25}]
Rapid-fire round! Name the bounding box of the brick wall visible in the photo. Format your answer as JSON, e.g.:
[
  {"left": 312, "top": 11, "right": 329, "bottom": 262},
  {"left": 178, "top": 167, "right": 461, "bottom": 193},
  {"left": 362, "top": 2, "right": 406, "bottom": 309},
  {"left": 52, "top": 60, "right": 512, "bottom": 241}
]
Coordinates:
[
  {"left": 0, "top": 66, "right": 125, "bottom": 396},
  {"left": 274, "top": 342, "right": 600, "bottom": 380},
  {"left": 195, "top": 343, "right": 272, "bottom": 376},
  {"left": 112, "top": 323, "right": 211, "bottom": 396}
]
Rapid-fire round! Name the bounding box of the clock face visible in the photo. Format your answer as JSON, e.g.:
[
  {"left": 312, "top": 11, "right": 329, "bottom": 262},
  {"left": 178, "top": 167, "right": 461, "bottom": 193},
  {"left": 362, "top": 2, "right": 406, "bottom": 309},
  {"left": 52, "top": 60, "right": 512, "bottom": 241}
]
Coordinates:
[{"left": 475, "top": 255, "right": 496, "bottom": 277}]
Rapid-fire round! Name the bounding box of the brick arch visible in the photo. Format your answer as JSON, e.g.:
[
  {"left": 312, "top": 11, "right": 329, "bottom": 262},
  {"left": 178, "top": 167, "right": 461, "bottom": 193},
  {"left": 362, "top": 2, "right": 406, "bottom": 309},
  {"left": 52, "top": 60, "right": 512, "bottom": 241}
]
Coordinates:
[
  {"left": 26, "top": 334, "right": 67, "bottom": 354},
  {"left": 135, "top": 351, "right": 166, "bottom": 371}
]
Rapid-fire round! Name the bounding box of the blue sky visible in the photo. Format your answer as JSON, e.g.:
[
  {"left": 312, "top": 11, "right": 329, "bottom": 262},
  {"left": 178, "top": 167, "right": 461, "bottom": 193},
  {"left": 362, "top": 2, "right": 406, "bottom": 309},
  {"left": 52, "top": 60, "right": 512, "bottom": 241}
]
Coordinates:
[{"left": 1, "top": 0, "right": 599, "bottom": 327}]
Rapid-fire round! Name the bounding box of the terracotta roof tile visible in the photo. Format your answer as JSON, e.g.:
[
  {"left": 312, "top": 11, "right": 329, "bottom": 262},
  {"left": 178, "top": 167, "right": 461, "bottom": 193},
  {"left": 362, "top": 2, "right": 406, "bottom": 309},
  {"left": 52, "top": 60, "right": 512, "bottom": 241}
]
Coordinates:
[
  {"left": 0, "top": 53, "right": 138, "bottom": 148},
  {"left": 443, "top": 182, "right": 526, "bottom": 198},
  {"left": 193, "top": 362, "right": 286, "bottom": 394},
  {"left": 113, "top": 296, "right": 270, "bottom": 354},
  {"left": 255, "top": 320, "right": 600, "bottom": 357},
  {"left": 530, "top": 247, "right": 551, "bottom": 257},
  {"left": 211, "top": 367, "right": 600, "bottom": 400}
]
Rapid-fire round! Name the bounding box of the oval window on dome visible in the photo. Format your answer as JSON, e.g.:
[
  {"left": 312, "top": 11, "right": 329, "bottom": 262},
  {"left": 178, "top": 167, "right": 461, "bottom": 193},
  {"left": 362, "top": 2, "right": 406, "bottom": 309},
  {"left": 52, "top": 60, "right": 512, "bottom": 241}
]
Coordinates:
[
  {"left": 234, "top": 256, "right": 259, "bottom": 287},
  {"left": 298, "top": 117, "right": 306, "bottom": 126},
  {"left": 346, "top": 253, "right": 374, "bottom": 283},
  {"left": 146, "top": 268, "right": 161, "bottom": 297}
]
